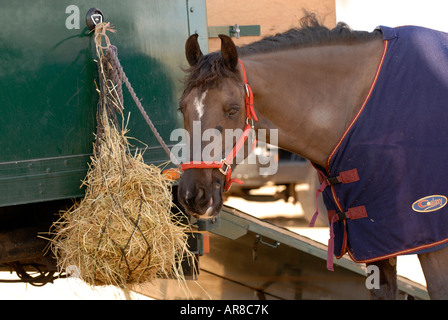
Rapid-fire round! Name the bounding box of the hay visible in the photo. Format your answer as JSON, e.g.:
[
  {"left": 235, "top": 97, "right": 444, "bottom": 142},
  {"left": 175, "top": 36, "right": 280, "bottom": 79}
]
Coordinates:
[{"left": 50, "top": 22, "right": 193, "bottom": 288}]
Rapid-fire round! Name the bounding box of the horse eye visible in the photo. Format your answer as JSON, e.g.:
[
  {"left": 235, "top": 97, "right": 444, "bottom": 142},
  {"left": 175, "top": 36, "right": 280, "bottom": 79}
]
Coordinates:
[{"left": 226, "top": 107, "right": 239, "bottom": 118}]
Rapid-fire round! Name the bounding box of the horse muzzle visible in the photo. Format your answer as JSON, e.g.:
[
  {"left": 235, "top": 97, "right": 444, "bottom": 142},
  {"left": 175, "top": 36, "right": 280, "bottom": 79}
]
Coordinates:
[{"left": 177, "top": 169, "right": 224, "bottom": 218}]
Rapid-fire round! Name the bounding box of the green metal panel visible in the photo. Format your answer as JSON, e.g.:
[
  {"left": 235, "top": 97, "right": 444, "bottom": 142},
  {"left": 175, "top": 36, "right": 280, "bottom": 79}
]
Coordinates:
[
  {"left": 0, "top": 0, "right": 205, "bottom": 207},
  {"left": 187, "top": 0, "right": 209, "bottom": 53}
]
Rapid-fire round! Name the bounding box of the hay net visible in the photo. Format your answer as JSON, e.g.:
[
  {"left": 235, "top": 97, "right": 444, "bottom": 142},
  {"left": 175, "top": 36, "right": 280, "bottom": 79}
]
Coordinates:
[{"left": 51, "top": 22, "right": 193, "bottom": 288}]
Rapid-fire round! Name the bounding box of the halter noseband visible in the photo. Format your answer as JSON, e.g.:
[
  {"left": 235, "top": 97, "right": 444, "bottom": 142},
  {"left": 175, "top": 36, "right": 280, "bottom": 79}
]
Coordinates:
[{"left": 181, "top": 59, "right": 258, "bottom": 192}]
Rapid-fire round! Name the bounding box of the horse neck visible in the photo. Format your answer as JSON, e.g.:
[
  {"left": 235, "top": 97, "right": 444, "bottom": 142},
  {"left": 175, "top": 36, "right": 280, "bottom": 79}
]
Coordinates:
[{"left": 241, "top": 39, "right": 384, "bottom": 168}]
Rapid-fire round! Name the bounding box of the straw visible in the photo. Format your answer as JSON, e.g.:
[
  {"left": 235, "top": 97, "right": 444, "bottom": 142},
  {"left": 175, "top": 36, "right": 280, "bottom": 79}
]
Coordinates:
[{"left": 50, "top": 22, "right": 193, "bottom": 289}]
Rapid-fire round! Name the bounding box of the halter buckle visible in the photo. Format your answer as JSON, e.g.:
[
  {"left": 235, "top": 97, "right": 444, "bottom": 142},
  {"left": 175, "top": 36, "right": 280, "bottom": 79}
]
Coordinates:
[
  {"left": 219, "top": 159, "right": 231, "bottom": 175},
  {"left": 246, "top": 117, "right": 255, "bottom": 129},
  {"left": 244, "top": 84, "right": 250, "bottom": 97}
]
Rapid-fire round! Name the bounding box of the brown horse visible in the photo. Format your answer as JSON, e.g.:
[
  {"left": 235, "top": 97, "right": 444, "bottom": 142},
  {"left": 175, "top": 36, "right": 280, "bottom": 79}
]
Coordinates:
[{"left": 177, "top": 15, "right": 448, "bottom": 299}]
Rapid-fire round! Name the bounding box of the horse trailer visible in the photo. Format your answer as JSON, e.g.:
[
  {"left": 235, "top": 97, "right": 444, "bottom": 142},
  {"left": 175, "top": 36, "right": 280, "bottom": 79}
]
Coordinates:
[{"left": 0, "top": 1, "right": 427, "bottom": 299}]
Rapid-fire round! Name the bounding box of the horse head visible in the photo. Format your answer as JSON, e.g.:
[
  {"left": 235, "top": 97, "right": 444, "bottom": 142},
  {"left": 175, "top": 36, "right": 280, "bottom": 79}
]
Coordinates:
[{"left": 177, "top": 34, "right": 256, "bottom": 219}]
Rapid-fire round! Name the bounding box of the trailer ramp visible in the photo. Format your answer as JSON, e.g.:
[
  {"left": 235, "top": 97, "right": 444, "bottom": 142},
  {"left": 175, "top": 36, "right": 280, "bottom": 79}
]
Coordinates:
[{"left": 137, "top": 205, "right": 429, "bottom": 300}]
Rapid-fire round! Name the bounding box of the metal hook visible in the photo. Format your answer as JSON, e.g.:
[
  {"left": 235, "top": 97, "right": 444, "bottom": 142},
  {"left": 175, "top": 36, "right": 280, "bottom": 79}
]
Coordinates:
[
  {"left": 232, "top": 24, "right": 241, "bottom": 39},
  {"left": 86, "top": 8, "right": 104, "bottom": 30}
]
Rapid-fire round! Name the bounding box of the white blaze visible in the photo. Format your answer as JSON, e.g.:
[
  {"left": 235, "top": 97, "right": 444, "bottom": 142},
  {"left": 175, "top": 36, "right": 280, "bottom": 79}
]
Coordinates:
[{"left": 193, "top": 90, "right": 207, "bottom": 120}]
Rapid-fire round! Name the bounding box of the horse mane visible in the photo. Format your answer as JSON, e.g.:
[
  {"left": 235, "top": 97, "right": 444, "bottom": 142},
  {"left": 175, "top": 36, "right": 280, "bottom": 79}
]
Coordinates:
[
  {"left": 238, "top": 13, "right": 382, "bottom": 56},
  {"left": 180, "top": 13, "right": 381, "bottom": 100}
]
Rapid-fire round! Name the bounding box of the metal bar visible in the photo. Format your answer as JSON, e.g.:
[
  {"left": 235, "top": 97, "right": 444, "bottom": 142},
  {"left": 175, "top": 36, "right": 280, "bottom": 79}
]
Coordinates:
[{"left": 208, "top": 25, "right": 261, "bottom": 38}]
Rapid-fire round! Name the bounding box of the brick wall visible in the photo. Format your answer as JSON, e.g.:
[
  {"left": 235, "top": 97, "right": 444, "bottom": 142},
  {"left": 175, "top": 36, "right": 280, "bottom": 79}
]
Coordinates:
[{"left": 206, "top": 0, "right": 336, "bottom": 52}]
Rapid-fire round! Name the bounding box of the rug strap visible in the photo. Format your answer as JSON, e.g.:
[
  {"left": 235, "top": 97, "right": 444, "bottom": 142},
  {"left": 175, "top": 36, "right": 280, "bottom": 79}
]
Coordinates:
[
  {"left": 309, "top": 168, "right": 360, "bottom": 227},
  {"left": 327, "top": 205, "right": 368, "bottom": 222}
]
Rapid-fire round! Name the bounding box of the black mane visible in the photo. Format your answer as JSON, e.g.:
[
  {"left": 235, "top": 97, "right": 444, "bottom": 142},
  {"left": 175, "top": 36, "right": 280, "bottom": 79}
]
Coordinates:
[
  {"left": 238, "top": 13, "right": 381, "bottom": 56},
  {"left": 180, "top": 13, "right": 381, "bottom": 101}
]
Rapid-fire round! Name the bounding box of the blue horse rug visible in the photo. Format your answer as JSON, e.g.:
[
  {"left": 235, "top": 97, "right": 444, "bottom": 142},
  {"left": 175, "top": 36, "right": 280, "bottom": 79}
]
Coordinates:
[{"left": 313, "top": 25, "right": 448, "bottom": 268}]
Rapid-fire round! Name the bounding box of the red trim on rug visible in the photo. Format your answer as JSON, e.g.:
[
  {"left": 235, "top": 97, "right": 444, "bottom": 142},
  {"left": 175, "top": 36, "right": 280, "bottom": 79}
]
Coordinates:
[
  {"left": 326, "top": 40, "right": 390, "bottom": 173},
  {"left": 324, "top": 40, "right": 389, "bottom": 261}
]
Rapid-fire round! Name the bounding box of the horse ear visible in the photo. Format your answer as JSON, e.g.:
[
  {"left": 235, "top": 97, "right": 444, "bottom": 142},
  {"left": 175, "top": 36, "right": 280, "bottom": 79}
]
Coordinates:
[
  {"left": 219, "top": 34, "right": 238, "bottom": 70},
  {"left": 185, "top": 34, "right": 203, "bottom": 66}
]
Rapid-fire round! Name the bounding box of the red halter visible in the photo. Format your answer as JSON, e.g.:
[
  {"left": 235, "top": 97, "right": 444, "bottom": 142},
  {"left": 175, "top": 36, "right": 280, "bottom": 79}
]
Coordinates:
[{"left": 181, "top": 59, "right": 258, "bottom": 192}]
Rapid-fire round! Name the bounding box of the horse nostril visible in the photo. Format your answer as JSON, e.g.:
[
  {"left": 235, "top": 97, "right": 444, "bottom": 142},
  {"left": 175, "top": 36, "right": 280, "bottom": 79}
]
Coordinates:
[
  {"left": 182, "top": 187, "right": 207, "bottom": 209},
  {"left": 195, "top": 187, "right": 206, "bottom": 204}
]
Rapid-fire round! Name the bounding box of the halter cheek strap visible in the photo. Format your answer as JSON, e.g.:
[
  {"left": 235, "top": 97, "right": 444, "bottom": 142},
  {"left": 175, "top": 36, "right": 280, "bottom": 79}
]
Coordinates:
[{"left": 181, "top": 59, "right": 258, "bottom": 192}]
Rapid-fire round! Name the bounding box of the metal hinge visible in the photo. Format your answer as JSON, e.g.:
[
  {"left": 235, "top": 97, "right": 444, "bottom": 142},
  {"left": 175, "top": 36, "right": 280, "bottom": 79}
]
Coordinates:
[{"left": 208, "top": 24, "right": 261, "bottom": 39}]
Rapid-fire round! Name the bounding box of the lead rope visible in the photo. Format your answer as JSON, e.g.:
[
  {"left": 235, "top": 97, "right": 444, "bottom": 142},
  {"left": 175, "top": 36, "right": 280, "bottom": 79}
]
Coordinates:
[{"left": 95, "top": 22, "right": 181, "bottom": 170}]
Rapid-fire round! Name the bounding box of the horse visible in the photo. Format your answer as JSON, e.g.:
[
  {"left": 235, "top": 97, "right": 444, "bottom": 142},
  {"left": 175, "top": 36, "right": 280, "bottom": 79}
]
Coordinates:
[{"left": 176, "top": 14, "right": 448, "bottom": 299}]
